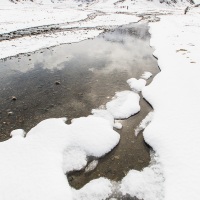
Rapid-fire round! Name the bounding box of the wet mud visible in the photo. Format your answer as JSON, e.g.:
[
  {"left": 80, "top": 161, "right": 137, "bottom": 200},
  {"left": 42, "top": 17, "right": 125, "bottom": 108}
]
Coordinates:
[{"left": 0, "top": 23, "right": 159, "bottom": 190}]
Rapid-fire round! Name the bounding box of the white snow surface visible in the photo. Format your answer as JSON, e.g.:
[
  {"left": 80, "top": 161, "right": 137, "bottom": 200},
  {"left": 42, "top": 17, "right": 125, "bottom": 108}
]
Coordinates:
[
  {"left": 127, "top": 78, "right": 147, "bottom": 92},
  {"left": 0, "top": 116, "right": 120, "bottom": 200},
  {"left": 135, "top": 112, "right": 154, "bottom": 136},
  {"left": 0, "top": 0, "right": 195, "bottom": 59},
  {"left": 120, "top": 153, "right": 164, "bottom": 200},
  {"left": 0, "top": 29, "right": 102, "bottom": 59},
  {"left": 141, "top": 71, "right": 153, "bottom": 80},
  {"left": 0, "top": 6, "right": 89, "bottom": 34},
  {"left": 62, "top": 14, "right": 140, "bottom": 29},
  {"left": 10, "top": 129, "right": 26, "bottom": 137},
  {"left": 85, "top": 160, "right": 99, "bottom": 173},
  {"left": 106, "top": 91, "right": 140, "bottom": 119},
  {"left": 142, "top": 13, "right": 200, "bottom": 200},
  {"left": 73, "top": 178, "right": 113, "bottom": 200}
]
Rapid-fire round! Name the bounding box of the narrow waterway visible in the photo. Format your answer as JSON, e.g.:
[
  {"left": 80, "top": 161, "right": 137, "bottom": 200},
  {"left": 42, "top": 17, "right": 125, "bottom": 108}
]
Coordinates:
[{"left": 0, "top": 23, "right": 159, "bottom": 189}]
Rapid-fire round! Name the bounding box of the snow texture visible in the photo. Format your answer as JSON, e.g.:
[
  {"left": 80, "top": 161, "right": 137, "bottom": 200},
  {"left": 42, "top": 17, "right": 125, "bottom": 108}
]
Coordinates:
[
  {"left": 143, "top": 13, "right": 200, "bottom": 200},
  {"left": 0, "top": 30, "right": 103, "bottom": 59},
  {"left": 127, "top": 78, "right": 147, "bottom": 92},
  {"left": 120, "top": 153, "right": 164, "bottom": 200},
  {"left": 135, "top": 112, "right": 154, "bottom": 136},
  {"left": 10, "top": 129, "right": 26, "bottom": 137},
  {"left": 141, "top": 71, "right": 153, "bottom": 80},
  {"left": 85, "top": 160, "right": 99, "bottom": 173},
  {"left": 106, "top": 91, "right": 140, "bottom": 119},
  {"left": 0, "top": 117, "right": 120, "bottom": 200},
  {"left": 73, "top": 178, "right": 113, "bottom": 200}
]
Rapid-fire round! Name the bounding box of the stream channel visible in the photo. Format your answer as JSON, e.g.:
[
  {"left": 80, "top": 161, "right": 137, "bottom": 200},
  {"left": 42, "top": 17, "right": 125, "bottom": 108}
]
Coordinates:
[{"left": 0, "top": 23, "right": 159, "bottom": 189}]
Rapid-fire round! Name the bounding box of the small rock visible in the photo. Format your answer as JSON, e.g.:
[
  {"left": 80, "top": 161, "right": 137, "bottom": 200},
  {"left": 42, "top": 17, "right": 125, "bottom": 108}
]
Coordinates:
[
  {"left": 8, "top": 111, "right": 14, "bottom": 116},
  {"left": 68, "top": 176, "right": 74, "bottom": 182},
  {"left": 12, "top": 96, "right": 17, "bottom": 101},
  {"left": 55, "top": 81, "right": 61, "bottom": 85},
  {"left": 114, "top": 156, "right": 120, "bottom": 160}
]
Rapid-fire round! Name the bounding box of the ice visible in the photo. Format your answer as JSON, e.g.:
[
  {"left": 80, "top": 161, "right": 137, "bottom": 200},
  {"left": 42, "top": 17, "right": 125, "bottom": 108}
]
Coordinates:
[
  {"left": 141, "top": 71, "right": 153, "bottom": 80},
  {"left": 127, "top": 78, "right": 147, "bottom": 92},
  {"left": 106, "top": 91, "right": 140, "bottom": 119}
]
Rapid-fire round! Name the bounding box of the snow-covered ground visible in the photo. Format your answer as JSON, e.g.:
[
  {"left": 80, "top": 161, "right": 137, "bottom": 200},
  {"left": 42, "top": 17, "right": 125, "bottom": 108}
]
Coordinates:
[
  {"left": 0, "top": 0, "right": 194, "bottom": 59},
  {"left": 0, "top": 0, "right": 200, "bottom": 199},
  {"left": 142, "top": 10, "right": 200, "bottom": 200}
]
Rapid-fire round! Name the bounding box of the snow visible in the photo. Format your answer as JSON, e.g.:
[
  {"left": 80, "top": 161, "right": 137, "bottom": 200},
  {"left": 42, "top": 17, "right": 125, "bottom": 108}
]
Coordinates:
[
  {"left": 85, "top": 160, "right": 99, "bottom": 173},
  {"left": 141, "top": 71, "right": 153, "bottom": 80},
  {"left": 63, "top": 148, "right": 87, "bottom": 173},
  {"left": 10, "top": 129, "right": 26, "bottom": 137},
  {"left": 73, "top": 178, "right": 112, "bottom": 200},
  {"left": 106, "top": 91, "right": 140, "bottom": 119},
  {"left": 62, "top": 14, "right": 140, "bottom": 29},
  {"left": 120, "top": 153, "right": 164, "bottom": 200},
  {"left": 0, "top": 0, "right": 192, "bottom": 59},
  {"left": 127, "top": 78, "right": 147, "bottom": 92},
  {"left": 0, "top": 5, "right": 89, "bottom": 34},
  {"left": 142, "top": 13, "right": 200, "bottom": 200},
  {"left": 91, "top": 109, "right": 115, "bottom": 127},
  {"left": 0, "top": 30, "right": 103, "bottom": 59},
  {"left": 114, "top": 122, "right": 123, "bottom": 130},
  {"left": 1, "top": 0, "right": 200, "bottom": 199},
  {"left": 0, "top": 117, "right": 120, "bottom": 200},
  {"left": 135, "top": 112, "right": 154, "bottom": 136}
]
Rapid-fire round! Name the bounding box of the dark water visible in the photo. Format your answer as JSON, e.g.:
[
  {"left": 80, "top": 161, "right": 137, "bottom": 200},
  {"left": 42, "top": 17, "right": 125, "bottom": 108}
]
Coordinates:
[{"left": 0, "top": 23, "right": 159, "bottom": 189}]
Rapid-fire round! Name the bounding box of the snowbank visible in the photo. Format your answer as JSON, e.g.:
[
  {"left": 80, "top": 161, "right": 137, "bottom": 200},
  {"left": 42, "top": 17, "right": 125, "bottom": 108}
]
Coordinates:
[
  {"left": 142, "top": 13, "right": 200, "bottom": 200},
  {"left": 0, "top": 116, "right": 120, "bottom": 200}
]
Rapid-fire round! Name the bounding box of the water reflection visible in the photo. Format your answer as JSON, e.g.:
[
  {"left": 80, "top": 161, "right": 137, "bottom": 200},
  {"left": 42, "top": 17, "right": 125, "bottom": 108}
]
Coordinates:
[
  {"left": 0, "top": 23, "right": 158, "bottom": 189},
  {"left": 0, "top": 23, "right": 154, "bottom": 75}
]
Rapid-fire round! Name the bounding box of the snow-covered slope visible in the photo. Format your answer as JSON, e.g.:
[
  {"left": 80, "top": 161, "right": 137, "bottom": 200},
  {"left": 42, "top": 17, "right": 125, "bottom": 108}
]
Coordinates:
[{"left": 2, "top": 0, "right": 196, "bottom": 5}]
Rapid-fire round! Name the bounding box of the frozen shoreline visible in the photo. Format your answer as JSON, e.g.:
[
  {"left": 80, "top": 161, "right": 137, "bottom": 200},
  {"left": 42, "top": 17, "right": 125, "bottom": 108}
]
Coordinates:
[{"left": 143, "top": 11, "right": 200, "bottom": 200}]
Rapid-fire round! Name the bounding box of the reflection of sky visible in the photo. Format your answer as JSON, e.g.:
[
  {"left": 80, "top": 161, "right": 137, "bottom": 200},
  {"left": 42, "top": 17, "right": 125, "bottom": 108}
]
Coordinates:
[{"left": 0, "top": 23, "right": 155, "bottom": 77}]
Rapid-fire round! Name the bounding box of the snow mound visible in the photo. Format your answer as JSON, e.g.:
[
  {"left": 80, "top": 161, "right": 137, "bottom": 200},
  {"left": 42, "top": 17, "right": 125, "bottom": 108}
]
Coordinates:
[
  {"left": 141, "top": 71, "right": 153, "bottom": 80},
  {"left": 127, "top": 78, "right": 146, "bottom": 92},
  {"left": 106, "top": 91, "right": 140, "bottom": 119},
  {"left": 91, "top": 109, "right": 114, "bottom": 127},
  {"left": 0, "top": 117, "right": 120, "bottom": 200},
  {"left": 10, "top": 129, "right": 26, "bottom": 137}
]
